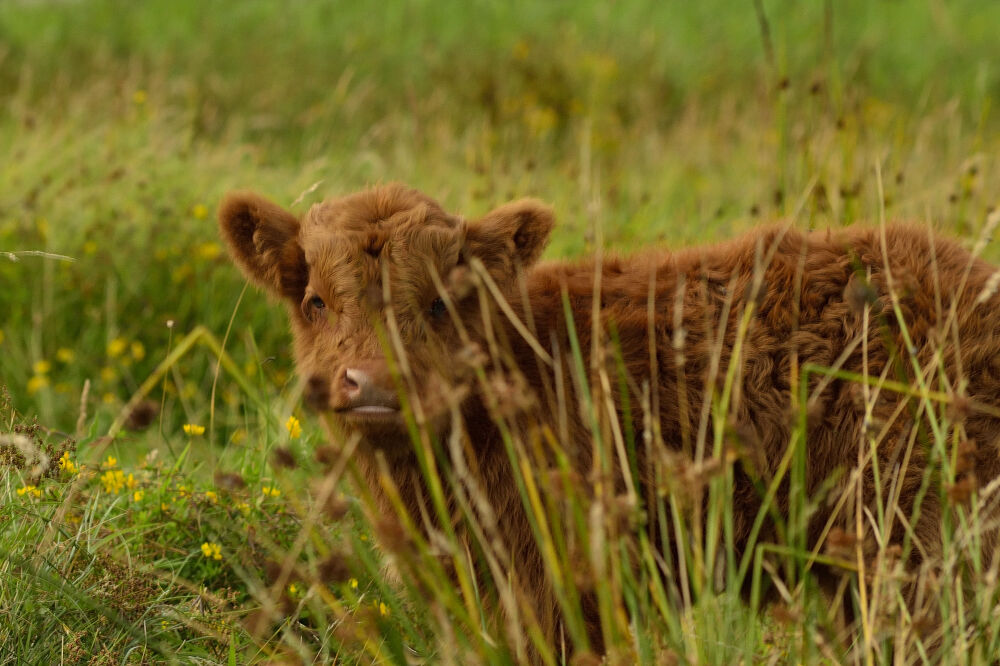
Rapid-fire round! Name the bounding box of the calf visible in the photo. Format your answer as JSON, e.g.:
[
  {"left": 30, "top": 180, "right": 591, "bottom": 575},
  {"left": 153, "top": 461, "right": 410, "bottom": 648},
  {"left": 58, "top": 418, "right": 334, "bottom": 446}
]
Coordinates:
[{"left": 220, "top": 184, "right": 1000, "bottom": 654}]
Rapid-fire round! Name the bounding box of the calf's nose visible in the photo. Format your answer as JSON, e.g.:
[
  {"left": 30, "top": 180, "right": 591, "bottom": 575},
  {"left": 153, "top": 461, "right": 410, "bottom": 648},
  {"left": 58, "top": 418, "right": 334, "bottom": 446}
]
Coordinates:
[
  {"left": 331, "top": 363, "right": 400, "bottom": 411},
  {"left": 343, "top": 368, "right": 369, "bottom": 397}
]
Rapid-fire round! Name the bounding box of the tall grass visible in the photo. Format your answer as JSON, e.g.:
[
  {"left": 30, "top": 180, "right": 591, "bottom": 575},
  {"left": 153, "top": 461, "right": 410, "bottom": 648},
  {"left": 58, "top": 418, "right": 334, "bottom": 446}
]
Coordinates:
[{"left": 2, "top": 0, "right": 1000, "bottom": 663}]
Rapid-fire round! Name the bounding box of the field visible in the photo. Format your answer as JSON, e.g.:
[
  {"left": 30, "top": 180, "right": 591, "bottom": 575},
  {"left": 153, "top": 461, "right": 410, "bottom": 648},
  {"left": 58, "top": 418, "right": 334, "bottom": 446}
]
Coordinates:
[{"left": 2, "top": 0, "right": 1000, "bottom": 663}]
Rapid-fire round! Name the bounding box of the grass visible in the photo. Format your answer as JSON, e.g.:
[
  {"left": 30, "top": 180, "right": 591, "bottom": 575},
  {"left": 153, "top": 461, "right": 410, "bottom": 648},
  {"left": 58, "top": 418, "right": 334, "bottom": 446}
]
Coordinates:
[{"left": 1, "top": 0, "right": 1000, "bottom": 663}]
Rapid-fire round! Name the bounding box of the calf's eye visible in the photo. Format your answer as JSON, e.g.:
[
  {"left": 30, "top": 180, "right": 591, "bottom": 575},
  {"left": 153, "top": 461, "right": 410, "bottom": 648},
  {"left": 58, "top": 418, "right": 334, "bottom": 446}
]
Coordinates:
[
  {"left": 301, "top": 294, "right": 327, "bottom": 321},
  {"left": 429, "top": 297, "right": 446, "bottom": 318}
]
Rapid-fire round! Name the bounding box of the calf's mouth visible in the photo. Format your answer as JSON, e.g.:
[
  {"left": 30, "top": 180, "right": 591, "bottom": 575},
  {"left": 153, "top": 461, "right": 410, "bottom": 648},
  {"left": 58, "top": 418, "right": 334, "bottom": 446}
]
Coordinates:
[{"left": 304, "top": 367, "right": 402, "bottom": 423}]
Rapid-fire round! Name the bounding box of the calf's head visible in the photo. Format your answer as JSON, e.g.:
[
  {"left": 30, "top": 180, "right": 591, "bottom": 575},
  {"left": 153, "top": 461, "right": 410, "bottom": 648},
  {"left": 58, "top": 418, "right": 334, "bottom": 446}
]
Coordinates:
[{"left": 219, "top": 183, "right": 553, "bottom": 448}]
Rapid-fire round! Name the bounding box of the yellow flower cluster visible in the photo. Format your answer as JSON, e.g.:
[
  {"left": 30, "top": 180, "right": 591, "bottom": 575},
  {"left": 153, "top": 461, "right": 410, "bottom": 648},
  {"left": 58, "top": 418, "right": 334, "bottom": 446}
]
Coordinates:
[
  {"left": 200, "top": 542, "right": 222, "bottom": 560},
  {"left": 17, "top": 485, "right": 41, "bottom": 498},
  {"left": 26, "top": 376, "right": 48, "bottom": 395},
  {"left": 106, "top": 337, "right": 145, "bottom": 363},
  {"left": 27, "top": 358, "right": 52, "bottom": 395},
  {"left": 197, "top": 242, "right": 221, "bottom": 260},
  {"left": 183, "top": 424, "right": 206, "bottom": 436},
  {"left": 285, "top": 415, "right": 302, "bottom": 439},
  {"left": 261, "top": 485, "right": 281, "bottom": 498},
  {"left": 58, "top": 451, "right": 78, "bottom": 475},
  {"left": 100, "top": 469, "right": 137, "bottom": 495},
  {"left": 107, "top": 338, "right": 127, "bottom": 357}
]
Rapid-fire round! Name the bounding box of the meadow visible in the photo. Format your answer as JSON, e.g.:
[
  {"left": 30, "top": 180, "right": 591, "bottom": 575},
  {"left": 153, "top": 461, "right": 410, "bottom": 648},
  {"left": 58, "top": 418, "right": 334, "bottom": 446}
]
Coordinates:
[{"left": 2, "top": 0, "right": 1000, "bottom": 663}]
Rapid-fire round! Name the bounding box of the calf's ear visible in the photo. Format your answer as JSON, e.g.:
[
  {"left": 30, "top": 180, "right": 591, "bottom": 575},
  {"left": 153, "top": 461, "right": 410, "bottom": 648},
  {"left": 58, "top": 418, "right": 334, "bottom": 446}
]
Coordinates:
[
  {"left": 218, "top": 192, "right": 307, "bottom": 301},
  {"left": 464, "top": 199, "right": 554, "bottom": 279}
]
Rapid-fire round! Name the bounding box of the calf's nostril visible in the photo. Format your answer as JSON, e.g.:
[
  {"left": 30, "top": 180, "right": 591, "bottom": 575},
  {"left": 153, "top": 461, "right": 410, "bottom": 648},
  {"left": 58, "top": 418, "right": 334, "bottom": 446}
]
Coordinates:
[{"left": 343, "top": 368, "right": 363, "bottom": 392}]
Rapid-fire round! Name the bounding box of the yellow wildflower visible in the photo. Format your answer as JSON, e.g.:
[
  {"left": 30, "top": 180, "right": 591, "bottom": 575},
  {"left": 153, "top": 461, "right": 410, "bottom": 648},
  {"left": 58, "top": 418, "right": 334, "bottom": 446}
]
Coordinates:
[
  {"left": 83, "top": 241, "right": 98, "bottom": 255},
  {"left": 172, "top": 264, "right": 192, "bottom": 283},
  {"left": 102, "top": 392, "right": 116, "bottom": 405},
  {"left": 285, "top": 415, "right": 302, "bottom": 440},
  {"left": 58, "top": 451, "right": 78, "bottom": 475},
  {"left": 191, "top": 204, "right": 208, "bottom": 220},
  {"left": 100, "top": 366, "right": 117, "bottom": 383},
  {"left": 288, "top": 583, "right": 299, "bottom": 596},
  {"left": 27, "top": 375, "right": 49, "bottom": 395},
  {"left": 56, "top": 348, "right": 75, "bottom": 363},
  {"left": 132, "top": 90, "right": 147, "bottom": 105},
  {"left": 236, "top": 501, "right": 251, "bottom": 515},
  {"left": 33, "top": 359, "right": 51, "bottom": 374},
  {"left": 204, "top": 490, "right": 218, "bottom": 504},
  {"left": 133, "top": 490, "right": 144, "bottom": 502},
  {"left": 17, "top": 485, "right": 41, "bottom": 498},
  {"left": 125, "top": 473, "right": 137, "bottom": 490},
  {"left": 104, "top": 455, "right": 117, "bottom": 468},
  {"left": 100, "top": 469, "right": 126, "bottom": 494},
  {"left": 261, "top": 486, "right": 281, "bottom": 498},
  {"left": 378, "top": 601, "right": 389, "bottom": 617},
  {"left": 198, "top": 242, "right": 221, "bottom": 260},
  {"left": 107, "top": 338, "right": 127, "bottom": 357},
  {"left": 525, "top": 105, "right": 558, "bottom": 136},
  {"left": 183, "top": 424, "right": 205, "bottom": 436},
  {"left": 349, "top": 578, "right": 358, "bottom": 590},
  {"left": 130, "top": 341, "right": 145, "bottom": 361},
  {"left": 200, "top": 542, "right": 222, "bottom": 560}
]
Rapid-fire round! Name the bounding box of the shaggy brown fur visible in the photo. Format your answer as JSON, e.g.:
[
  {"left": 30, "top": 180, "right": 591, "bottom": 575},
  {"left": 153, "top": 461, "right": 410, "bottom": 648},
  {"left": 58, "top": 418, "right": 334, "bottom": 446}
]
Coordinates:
[{"left": 220, "top": 183, "right": 1000, "bottom": 654}]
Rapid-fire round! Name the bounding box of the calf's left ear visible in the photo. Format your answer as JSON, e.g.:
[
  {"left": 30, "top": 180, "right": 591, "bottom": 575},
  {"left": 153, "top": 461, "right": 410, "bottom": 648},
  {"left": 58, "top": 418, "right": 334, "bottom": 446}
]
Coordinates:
[{"left": 465, "top": 199, "right": 554, "bottom": 278}]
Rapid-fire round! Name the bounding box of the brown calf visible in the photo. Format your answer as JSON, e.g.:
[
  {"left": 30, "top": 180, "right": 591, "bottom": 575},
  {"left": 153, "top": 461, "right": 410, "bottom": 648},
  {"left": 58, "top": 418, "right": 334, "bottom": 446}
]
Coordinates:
[{"left": 220, "top": 183, "right": 1000, "bottom": 653}]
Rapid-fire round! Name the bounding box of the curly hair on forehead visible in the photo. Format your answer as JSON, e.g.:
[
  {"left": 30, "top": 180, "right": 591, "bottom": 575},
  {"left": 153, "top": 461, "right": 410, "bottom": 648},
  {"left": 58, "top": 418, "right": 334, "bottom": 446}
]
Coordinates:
[{"left": 305, "top": 183, "right": 460, "bottom": 233}]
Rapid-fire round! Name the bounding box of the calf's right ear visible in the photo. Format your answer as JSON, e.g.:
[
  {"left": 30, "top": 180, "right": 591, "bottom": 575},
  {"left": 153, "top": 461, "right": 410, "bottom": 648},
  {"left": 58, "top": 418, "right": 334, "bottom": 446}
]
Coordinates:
[{"left": 218, "top": 192, "right": 307, "bottom": 300}]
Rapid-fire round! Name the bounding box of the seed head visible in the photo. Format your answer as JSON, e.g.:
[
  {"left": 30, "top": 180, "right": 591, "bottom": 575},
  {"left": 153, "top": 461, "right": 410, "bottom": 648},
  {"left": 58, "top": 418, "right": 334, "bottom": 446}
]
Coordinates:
[
  {"left": 318, "top": 550, "right": 352, "bottom": 584},
  {"left": 272, "top": 446, "right": 297, "bottom": 469},
  {"left": 124, "top": 400, "right": 158, "bottom": 431}
]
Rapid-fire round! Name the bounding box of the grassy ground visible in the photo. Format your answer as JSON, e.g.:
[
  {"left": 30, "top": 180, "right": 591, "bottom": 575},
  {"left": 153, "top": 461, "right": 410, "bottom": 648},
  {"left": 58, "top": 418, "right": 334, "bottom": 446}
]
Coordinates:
[{"left": 2, "top": 0, "right": 999, "bottom": 663}]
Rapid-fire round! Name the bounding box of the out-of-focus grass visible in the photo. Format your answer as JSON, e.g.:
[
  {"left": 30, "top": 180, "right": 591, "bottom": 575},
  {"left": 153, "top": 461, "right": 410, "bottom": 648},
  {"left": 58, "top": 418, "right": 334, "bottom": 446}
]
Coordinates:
[{"left": 1, "top": 0, "right": 999, "bottom": 663}]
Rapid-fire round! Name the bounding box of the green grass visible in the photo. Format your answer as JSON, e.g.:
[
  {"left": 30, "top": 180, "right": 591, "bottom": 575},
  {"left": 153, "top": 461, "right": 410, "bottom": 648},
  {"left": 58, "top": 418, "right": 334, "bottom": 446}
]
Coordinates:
[{"left": 2, "top": 0, "right": 1000, "bottom": 663}]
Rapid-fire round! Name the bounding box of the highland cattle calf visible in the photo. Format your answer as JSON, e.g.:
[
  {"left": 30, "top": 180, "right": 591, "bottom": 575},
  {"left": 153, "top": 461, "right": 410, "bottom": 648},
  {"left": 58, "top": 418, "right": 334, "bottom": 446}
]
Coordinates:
[{"left": 220, "top": 184, "right": 1000, "bottom": 655}]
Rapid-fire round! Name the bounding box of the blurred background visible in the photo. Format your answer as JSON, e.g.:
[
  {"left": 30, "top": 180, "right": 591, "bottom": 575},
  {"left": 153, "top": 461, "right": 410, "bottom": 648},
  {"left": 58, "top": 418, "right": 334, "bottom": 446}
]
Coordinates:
[
  {"left": 1, "top": 2, "right": 999, "bottom": 660},
  {"left": 2, "top": 0, "right": 999, "bottom": 430}
]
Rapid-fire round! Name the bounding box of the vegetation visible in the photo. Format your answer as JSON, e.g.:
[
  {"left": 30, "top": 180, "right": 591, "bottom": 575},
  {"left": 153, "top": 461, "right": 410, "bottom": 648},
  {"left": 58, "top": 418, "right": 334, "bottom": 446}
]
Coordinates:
[{"left": 1, "top": 0, "right": 999, "bottom": 663}]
